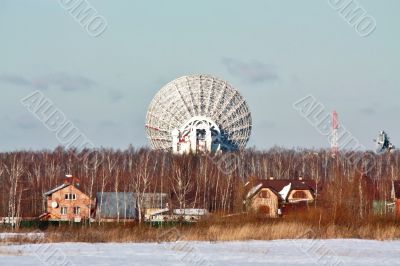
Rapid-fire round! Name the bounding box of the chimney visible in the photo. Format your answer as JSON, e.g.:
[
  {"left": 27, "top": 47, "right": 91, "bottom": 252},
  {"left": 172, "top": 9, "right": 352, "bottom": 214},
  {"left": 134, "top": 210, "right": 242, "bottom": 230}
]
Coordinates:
[{"left": 64, "top": 174, "right": 79, "bottom": 187}]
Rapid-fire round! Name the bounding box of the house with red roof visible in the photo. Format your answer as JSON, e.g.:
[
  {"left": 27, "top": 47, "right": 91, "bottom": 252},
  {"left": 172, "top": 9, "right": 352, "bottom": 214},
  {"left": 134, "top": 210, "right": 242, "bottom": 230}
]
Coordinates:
[{"left": 245, "top": 177, "right": 319, "bottom": 218}]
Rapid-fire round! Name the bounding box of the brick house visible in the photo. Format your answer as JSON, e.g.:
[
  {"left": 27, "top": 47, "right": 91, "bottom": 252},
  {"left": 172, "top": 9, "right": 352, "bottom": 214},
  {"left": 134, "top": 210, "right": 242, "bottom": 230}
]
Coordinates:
[
  {"left": 245, "top": 178, "right": 318, "bottom": 217},
  {"left": 41, "top": 176, "right": 93, "bottom": 222}
]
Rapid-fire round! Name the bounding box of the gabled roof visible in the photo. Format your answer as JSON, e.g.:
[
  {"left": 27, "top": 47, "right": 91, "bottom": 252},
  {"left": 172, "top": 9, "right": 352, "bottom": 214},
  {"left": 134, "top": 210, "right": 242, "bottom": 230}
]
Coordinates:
[
  {"left": 256, "top": 179, "right": 317, "bottom": 192},
  {"left": 148, "top": 208, "right": 170, "bottom": 216},
  {"left": 246, "top": 183, "right": 263, "bottom": 199},
  {"left": 245, "top": 178, "right": 318, "bottom": 201},
  {"left": 393, "top": 180, "right": 400, "bottom": 199},
  {"left": 43, "top": 176, "right": 82, "bottom": 197},
  {"left": 245, "top": 184, "right": 281, "bottom": 200},
  {"left": 43, "top": 183, "right": 70, "bottom": 196}
]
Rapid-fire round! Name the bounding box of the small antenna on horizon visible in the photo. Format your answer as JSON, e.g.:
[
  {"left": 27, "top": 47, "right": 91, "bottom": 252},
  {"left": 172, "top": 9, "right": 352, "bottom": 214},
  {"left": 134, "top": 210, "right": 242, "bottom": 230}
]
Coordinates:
[
  {"left": 331, "top": 111, "right": 339, "bottom": 158},
  {"left": 374, "top": 130, "right": 395, "bottom": 153}
]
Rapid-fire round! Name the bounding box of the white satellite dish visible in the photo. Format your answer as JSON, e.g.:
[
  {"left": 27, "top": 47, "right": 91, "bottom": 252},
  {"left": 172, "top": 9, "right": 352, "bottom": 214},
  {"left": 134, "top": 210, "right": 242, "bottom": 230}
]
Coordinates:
[
  {"left": 51, "top": 201, "right": 59, "bottom": 209},
  {"left": 145, "top": 75, "right": 252, "bottom": 153},
  {"left": 374, "top": 130, "right": 395, "bottom": 153}
]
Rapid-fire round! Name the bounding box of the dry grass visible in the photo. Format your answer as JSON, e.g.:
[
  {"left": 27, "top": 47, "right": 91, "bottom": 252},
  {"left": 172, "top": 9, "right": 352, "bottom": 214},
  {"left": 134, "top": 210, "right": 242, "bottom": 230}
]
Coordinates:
[{"left": 1, "top": 213, "right": 399, "bottom": 244}]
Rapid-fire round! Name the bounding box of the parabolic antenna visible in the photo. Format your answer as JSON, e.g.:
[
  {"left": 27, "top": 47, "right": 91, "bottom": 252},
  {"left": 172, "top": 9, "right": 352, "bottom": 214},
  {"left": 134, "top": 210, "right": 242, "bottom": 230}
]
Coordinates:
[
  {"left": 51, "top": 201, "right": 58, "bottom": 209},
  {"left": 374, "top": 130, "right": 395, "bottom": 153},
  {"left": 145, "top": 74, "right": 252, "bottom": 153}
]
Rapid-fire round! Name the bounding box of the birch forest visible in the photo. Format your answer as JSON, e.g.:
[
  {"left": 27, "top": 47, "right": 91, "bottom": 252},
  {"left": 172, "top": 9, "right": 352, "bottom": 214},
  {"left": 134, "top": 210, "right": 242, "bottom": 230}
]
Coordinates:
[{"left": 0, "top": 146, "right": 398, "bottom": 220}]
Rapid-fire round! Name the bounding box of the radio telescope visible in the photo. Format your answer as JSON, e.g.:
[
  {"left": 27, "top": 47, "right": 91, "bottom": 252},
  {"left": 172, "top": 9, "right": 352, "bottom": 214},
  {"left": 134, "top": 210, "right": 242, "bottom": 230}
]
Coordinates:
[{"left": 145, "top": 74, "right": 252, "bottom": 154}]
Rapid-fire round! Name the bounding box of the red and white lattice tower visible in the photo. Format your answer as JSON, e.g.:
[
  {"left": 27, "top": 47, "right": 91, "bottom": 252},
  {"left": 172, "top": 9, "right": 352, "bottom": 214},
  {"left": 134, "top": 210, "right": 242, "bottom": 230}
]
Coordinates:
[{"left": 331, "top": 110, "right": 339, "bottom": 157}]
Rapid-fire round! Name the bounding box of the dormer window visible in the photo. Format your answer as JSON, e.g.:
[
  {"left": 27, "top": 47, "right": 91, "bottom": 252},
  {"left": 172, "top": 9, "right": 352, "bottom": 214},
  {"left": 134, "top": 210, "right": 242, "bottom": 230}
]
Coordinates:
[
  {"left": 259, "top": 190, "right": 270, "bottom": 198},
  {"left": 292, "top": 191, "right": 307, "bottom": 199}
]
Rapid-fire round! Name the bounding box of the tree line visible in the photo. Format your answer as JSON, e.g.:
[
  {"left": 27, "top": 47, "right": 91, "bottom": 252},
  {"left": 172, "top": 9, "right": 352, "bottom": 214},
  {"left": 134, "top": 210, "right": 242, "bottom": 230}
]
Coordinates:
[{"left": 0, "top": 146, "right": 398, "bottom": 221}]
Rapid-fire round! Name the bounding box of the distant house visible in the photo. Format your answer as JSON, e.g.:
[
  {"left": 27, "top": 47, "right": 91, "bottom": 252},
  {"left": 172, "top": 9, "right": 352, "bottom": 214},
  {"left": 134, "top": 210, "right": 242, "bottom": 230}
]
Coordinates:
[
  {"left": 173, "top": 209, "right": 209, "bottom": 222},
  {"left": 245, "top": 178, "right": 318, "bottom": 218},
  {"left": 42, "top": 176, "right": 93, "bottom": 222},
  {"left": 140, "top": 193, "right": 169, "bottom": 220},
  {"left": 148, "top": 208, "right": 209, "bottom": 223},
  {"left": 95, "top": 192, "right": 137, "bottom": 222},
  {"left": 391, "top": 180, "right": 400, "bottom": 217}
]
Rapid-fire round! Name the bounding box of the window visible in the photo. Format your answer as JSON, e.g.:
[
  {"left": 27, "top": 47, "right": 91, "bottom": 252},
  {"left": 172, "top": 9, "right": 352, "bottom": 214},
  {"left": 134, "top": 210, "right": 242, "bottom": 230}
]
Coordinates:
[
  {"left": 292, "top": 191, "right": 307, "bottom": 199},
  {"left": 64, "top": 193, "right": 77, "bottom": 200},
  {"left": 259, "top": 190, "right": 270, "bottom": 198},
  {"left": 73, "top": 207, "right": 81, "bottom": 215},
  {"left": 61, "top": 207, "right": 68, "bottom": 215}
]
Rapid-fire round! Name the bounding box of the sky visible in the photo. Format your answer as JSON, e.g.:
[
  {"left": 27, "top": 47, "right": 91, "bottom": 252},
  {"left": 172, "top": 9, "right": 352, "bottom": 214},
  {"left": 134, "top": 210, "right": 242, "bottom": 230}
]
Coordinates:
[{"left": 0, "top": 0, "right": 399, "bottom": 152}]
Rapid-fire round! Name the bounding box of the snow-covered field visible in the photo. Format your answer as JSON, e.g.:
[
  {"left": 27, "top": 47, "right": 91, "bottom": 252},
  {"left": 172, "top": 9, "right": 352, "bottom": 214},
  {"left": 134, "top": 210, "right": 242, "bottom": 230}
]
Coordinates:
[
  {"left": 0, "top": 232, "right": 45, "bottom": 240},
  {"left": 0, "top": 239, "right": 399, "bottom": 266}
]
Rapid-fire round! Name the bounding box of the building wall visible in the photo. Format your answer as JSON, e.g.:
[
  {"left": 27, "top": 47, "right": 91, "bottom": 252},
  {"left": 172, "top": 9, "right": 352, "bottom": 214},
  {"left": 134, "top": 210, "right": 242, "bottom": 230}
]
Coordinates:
[
  {"left": 397, "top": 200, "right": 400, "bottom": 218},
  {"left": 250, "top": 188, "right": 279, "bottom": 218},
  {"left": 95, "top": 192, "right": 137, "bottom": 220},
  {"left": 46, "top": 185, "right": 92, "bottom": 221},
  {"left": 287, "top": 189, "right": 314, "bottom": 203}
]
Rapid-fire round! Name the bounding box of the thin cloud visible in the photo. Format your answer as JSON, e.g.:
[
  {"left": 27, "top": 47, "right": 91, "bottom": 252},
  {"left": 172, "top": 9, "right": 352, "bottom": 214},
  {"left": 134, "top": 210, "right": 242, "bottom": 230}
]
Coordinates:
[
  {"left": 108, "top": 90, "right": 124, "bottom": 103},
  {"left": 221, "top": 57, "right": 278, "bottom": 84},
  {"left": 5, "top": 114, "right": 39, "bottom": 130},
  {"left": 259, "top": 120, "right": 277, "bottom": 129},
  {"left": 98, "top": 119, "right": 118, "bottom": 128},
  {"left": 0, "top": 73, "right": 96, "bottom": 91},
  {"left": 32, "top": 73, "right": 96, "bottom": 91},
  {"left": 360, "top": 107, "right": 376, "bottom": 116},
  {"left": 0, "top": 74, "right": 32, "bottom": 87}
]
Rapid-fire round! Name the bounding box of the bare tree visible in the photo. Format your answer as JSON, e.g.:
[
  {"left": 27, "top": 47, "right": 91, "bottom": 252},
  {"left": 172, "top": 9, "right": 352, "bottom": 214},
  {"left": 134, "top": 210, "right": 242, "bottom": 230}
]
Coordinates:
[
  {"left": 170, "top": 157, "right": 193, "bottom": 212},
  {"left": 131, "top": 150, "right": 154, "bottom": 223},
  {"left": 4, "top": 154, "right": 24, "bottom": 229}
]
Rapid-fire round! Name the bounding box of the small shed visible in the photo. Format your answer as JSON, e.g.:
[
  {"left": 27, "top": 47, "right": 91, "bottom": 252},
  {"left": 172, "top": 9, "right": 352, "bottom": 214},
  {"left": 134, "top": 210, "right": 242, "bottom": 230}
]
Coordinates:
[{"left": 139, "top": 193, "right": 169, "bottom": 220}]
